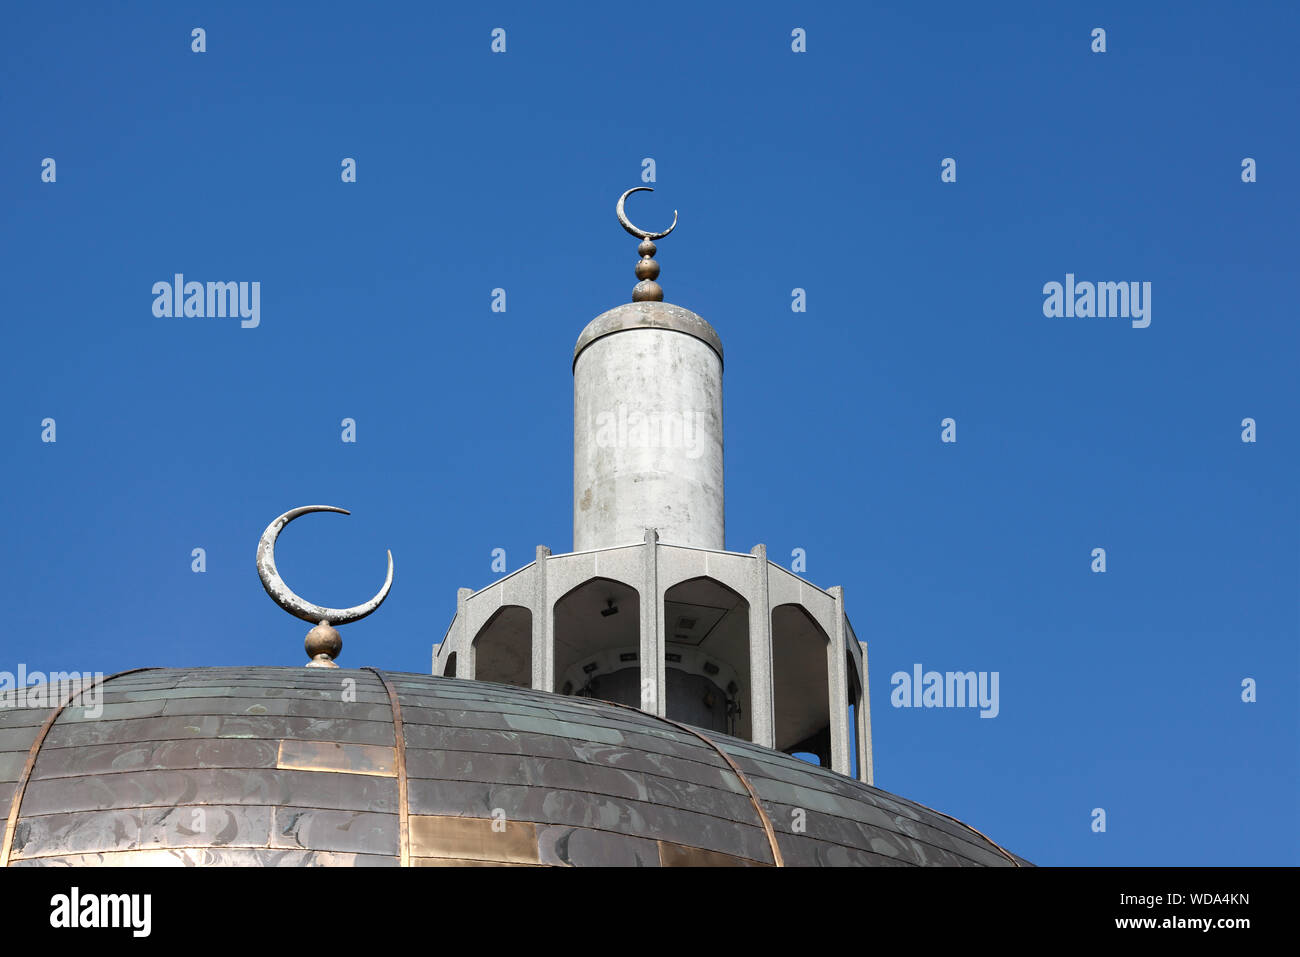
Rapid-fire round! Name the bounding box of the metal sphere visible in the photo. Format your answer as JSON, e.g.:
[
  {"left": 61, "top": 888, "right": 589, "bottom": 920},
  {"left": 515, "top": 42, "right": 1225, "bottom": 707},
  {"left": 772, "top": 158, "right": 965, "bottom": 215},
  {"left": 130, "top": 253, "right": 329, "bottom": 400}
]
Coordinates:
[
  {"left": 632, "top": 280, "right": 664, "bottom": 302},
  {"left": 305, "top": 622, "right": 342, "bottom": 667},
  {"left": 637, "top": 240, "right": 657, "bottom": 258},
  {"left": 635, "top": 258, "right": 660, "bottom": 281}
]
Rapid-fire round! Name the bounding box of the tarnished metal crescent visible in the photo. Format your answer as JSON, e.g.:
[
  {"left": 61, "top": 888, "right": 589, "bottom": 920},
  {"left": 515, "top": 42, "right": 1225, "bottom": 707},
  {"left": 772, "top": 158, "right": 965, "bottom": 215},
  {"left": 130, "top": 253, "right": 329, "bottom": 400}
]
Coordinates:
[
  {"left": 256, "top": 505, "right": 393, "bottom": 625},
  {"left": 616, "top": 186, "right": 677, "bottom": 241}
]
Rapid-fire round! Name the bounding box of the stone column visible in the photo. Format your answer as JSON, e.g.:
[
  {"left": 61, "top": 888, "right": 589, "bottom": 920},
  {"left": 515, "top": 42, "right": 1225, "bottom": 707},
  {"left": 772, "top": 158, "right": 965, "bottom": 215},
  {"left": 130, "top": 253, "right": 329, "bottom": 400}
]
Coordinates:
[
  {"left": 748, "top": 545, "right": 775, "bottom": 748},
  {"left": 640, "top": 528, "right": 664, "bottom": 715},
  {"left": 827, "top": 586, "right": 850, "bottom": 775},
  {"left": 456, "top": 587, "right": 474, "bottom": 679},
  {"left": 858, "top": 640, "right": 874, "bottom": 785},
  {"left": 531, "top": 545, "right": 552, "bottom": 693}
]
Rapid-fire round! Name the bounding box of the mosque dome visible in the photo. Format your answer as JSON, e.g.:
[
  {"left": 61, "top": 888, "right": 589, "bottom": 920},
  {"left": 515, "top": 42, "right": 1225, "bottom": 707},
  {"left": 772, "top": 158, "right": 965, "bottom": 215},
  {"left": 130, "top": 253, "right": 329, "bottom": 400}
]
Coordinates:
[{"left": 1, "top": 667, "right": 1027, "bottom": 867}]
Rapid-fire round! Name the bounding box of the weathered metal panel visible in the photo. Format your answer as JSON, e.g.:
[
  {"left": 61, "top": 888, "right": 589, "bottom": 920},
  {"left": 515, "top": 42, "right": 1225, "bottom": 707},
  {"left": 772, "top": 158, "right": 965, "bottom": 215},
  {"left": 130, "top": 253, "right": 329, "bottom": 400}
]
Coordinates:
[
  {"left": 641, "top": 773, "right": 757, "bottom": 821},
  {"left": 11, "top": 848, "right": 399, "bottom": 866},
  {"left": 43, "top": 714, "right": 396, "bottom": 749},
  {"left": 406, "top": 749, "right": 649, "bottom": 800},
  {"left": 102, "top": 686, "right": 237, "bottom": 701},
  {"left": 272, "top": 807, "right": 397, "bottom": 855},
  {"left": 0, "top": 710, "right": 50, "bottom": 729},
  {"left": 402, "top": 725, "right": 579, "bottom": 759},
  {"left": 725, "top": 746, "right": 1014, "bottom": 863},
  {"left": 19, "top": 767, "right": 397, "bottom": 817},
  {"left": 398, "top": 690, "right": 671, "bottom": 733},
  {"left": 0, "top": 751, "right": 31, "bottom": 783},
  {"left": 33, "top": 739, "right": 280, "bottom": 779},
  {"left": 102, "top": 686, "right": 392, "bottom": 706},
  {"left": 757, "top": 795, "right": 1012, "bottom": 867},
  {"left": 410, "top": 857, "right": 541, "bottom": 867},
  {"left": 408, "top": 814, "right": 539, "bottom": 864},
  {"left": 658, "top": 840, "right": 766, "bottom": 867},
  {"left": 404, "top": 779, "right": 771, "bottom": 862},
  {"left": 53, "top": 701, "right": 168, "bottom": 722},
  {"left": 276, "top": 740, "right": 396, "bottom": 777},
  {"left": 160, "top": 697, "right": 393, "bottom": 721},
  {"left": 536, "top": 824, "right": 659, "bottom": 867},
  {"left": 10, "top": 805, "right": 275, "bottom": 860},
  {"left": 0, "top": 727, "right": 49, "bottom": 750},
  {"left": 773, "top": 833, "right": 918, "bottom": 867},
  {"left": 566, "top": 741, "right": 748, "bottom": 793},
  {"left": 402, "top": 706, "right": 717, "bottom": 761}
]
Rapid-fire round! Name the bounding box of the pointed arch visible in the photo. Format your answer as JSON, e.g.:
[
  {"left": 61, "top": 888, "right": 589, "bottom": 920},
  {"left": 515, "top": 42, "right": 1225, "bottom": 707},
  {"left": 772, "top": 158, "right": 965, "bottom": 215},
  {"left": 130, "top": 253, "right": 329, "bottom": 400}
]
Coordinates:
[
  {"left": 771, "top": 603, "right": 831, "bottom": 765},
  {"left": 663, "top": 576, "right": 751, "bottom": 737},
  {"left": 552, "top": 576, "right": 640, "bottom": 698},
  {"left": 471, "top": 605, "right": 532, "bottom": 687}
]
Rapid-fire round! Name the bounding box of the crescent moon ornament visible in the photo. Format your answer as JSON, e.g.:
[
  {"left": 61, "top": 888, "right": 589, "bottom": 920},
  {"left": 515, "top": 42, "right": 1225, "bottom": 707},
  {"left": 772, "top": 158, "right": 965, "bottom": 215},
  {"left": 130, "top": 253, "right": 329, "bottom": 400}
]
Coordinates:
[
  {"left": 256, "top": 505, "right": 393, "bottom": 627},
  {"left": 616, "top": 186, "right": 677, "bottom": 241}
]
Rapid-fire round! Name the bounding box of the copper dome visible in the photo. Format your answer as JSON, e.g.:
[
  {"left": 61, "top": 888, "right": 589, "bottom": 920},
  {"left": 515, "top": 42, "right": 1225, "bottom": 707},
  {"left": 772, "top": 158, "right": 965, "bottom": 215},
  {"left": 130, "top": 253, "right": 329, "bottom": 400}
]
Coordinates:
[{"left": 1, "top": 667, "right": 1026, "bottom": 867}]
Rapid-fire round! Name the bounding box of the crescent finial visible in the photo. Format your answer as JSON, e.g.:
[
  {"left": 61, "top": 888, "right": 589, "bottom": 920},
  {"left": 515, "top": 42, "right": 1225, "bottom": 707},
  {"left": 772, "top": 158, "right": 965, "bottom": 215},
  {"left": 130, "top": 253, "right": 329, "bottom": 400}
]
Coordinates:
[
  {"left": 616, "top": 187, "right": 677, "bottom": 241},
  {"left": 256, "top": 506, "right": 393, "bottom": 664},
  {"left": 617, "top": 187, "right": 676, "bottom": 302}
]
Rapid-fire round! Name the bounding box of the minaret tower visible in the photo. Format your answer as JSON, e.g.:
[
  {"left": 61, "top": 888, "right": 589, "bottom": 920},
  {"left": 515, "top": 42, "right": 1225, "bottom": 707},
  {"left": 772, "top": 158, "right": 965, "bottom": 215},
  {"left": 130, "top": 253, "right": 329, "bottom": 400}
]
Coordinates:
[
  {"left": 573, "top": 188, "right": 724, "bottom": 551},
  {"left": 435, "top": 189, "right": 873, "bottom": 783}
]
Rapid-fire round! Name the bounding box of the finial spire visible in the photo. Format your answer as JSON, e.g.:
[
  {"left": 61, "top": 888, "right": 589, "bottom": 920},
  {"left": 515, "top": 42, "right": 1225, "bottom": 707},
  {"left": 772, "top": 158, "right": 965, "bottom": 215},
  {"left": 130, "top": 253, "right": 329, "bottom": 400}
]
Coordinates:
[
  {"left": 616, "top": 187, "right": 677, "bottom": 302},
  {"left": 255, "top": 505, "right": 394, "bottom": 667}
]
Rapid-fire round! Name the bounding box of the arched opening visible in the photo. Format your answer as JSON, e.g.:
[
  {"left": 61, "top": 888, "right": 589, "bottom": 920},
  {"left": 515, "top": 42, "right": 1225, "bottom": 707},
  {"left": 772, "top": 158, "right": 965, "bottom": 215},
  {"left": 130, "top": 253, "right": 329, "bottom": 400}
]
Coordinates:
[
  {"left": 443, "top": 652, "right": 457, "bottom": 678},
  {"left": 663, "top": 577, "right": 750, "bottom": 738},
  {"left": 772, "top": 603, "right": 831, "bottom": 766},
  {"left": 552, "top": 577, "right": 640, "bottom": 702},
  {"left": 471, "top": 606, "right": 532, "bottom": 687}
]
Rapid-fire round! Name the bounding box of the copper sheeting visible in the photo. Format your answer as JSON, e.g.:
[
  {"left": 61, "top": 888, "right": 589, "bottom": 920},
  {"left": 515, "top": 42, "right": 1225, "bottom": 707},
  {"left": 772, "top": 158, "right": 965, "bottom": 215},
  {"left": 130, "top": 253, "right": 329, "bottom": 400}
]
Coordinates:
[
  {"left": 409, "top": 815, "right": 540, "bottom": 865},
  {"left": 276, "top": 740, "right": 396, "bottom": 777},
  {"left": 363, "top": 668, "right": 410, "bottom": 867},
  {"left": 658, "top": 840, "right": 767, "bottom": 867},
  {"left": 1, "top": 667, "right": 1028, "bottom": 867}
]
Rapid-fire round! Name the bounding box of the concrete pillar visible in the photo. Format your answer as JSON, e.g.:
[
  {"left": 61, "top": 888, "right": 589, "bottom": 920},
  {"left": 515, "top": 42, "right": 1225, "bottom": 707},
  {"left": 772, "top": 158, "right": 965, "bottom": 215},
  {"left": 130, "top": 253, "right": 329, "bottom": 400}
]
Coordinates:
[
  {"left": 748, "top": 545, "right": 775, "bottom": 748},
  {"left": 573, "top": 302, "right": 725, "bottom": 551},
  {"left": 640, "top": 528, "right": 664, "bottom": 715},
  {"left": 827, "top": 586, "right": 850, "bottom": 775},
  {"left": 456, "top": 587, "right": 473, "bottom": 679},
  {"left": 858, "top": 640, "right": 874, "bottom": 785},
  {"left": 531, "top": 545, "right": 552, "bottom": 693}
]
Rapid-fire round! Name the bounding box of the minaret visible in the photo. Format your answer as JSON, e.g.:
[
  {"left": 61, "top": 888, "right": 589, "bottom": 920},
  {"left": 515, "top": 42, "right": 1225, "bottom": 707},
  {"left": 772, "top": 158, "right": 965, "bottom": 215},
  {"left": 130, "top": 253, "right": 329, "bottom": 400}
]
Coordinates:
[
  {"left": 434, "top": 189, "right": 872, "bottom": 784},
  {"left": 573, "top": 188, "right": 724, "bottom": 551}
]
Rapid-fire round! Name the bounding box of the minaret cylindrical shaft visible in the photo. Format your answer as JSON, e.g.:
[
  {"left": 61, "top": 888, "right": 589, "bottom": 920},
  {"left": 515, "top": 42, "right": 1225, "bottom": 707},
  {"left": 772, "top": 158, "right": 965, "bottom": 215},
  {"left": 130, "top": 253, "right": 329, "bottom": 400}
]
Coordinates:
[{"left": 573, "top": 301, "right": 724, "bottom": 551}]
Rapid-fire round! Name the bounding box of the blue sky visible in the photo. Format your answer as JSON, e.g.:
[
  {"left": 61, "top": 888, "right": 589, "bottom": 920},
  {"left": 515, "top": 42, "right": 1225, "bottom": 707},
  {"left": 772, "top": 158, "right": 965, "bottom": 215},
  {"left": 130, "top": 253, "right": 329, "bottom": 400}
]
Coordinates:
[{"left": 2, "top": 2, "right": 1296, "bottom": 866}]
